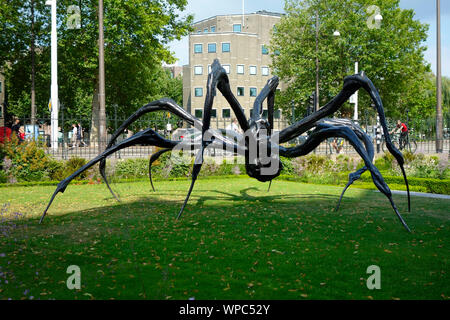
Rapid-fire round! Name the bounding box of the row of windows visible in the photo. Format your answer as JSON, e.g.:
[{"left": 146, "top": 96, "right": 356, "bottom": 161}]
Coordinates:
[
  {"left": 194, "top": 108, "right": 281, "bottom": 119},
  {"left": 197, "top": 24, "right": 243, "bottom": 34},
  {"left": 194, "top": 43, "right": 269, "bottom": 55},
  {"left": 195, "top": 87, "right": 261, "bottom": 97},
  {"left": 194, "top": 65, "right": 270, "bottom": 76}
]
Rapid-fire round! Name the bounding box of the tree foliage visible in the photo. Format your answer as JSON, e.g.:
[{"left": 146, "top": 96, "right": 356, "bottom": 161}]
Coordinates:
[
  {"left": 1, "top": 0, "right": 192, "bottom": 131},
  {"left": 270, "top": 0, "right": 434, "bottom": 122}
]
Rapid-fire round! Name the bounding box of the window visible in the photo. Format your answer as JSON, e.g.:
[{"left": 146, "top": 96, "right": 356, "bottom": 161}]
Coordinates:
[
  {"left": 211, "top": 26, "right": 216, "bottom": 32},
  {"left": 236, "top": 65, "right": 244, "bottom": 74},
  {"left": 222, "top": 109, "right": 231, "bottom": 118},
  {"left": 249, "top": 66, "right": 257, "bottom": 75},
  {"left": 222, "top": 42, "right": 230, "bottom": 52},
  {"left": 211, "top": 109, "right": 217, "bottom": 118},
  {"left": 197, "top": 30, "right": 201, "bottom": 33},
  {"left": 194, "top": 66, "right": 203, "bottom": 75},
  {"left": 195, "top": 109, "right": 203, "bottom": 118},
  {"left": 0, "top": 81, "right": 2, "bottom": 93},
  {"left": 233, "top": 24, "right": 241, "bottom": 32},
  {"left": 262, "top": 45, "right": 269, "bottom": 55},
  {"left": 194, "top": 88, "right": 203, "bottom": 97},
  {"left": 237, "top": 87, "right": 244, "bottom": 96},
  {"left": 208, "top": 43, "right": 216, "bottom": 53},
  {"left": 204, "top": 28, "right": 209, "bottom": 33},
  {"left": 223, "top": 65, "right": 230, "bottom": 74},
  {"left": 250, "top": 87, "right": 257, "bottom": 97},
  {"left": 261, "top": 67, "right": 269, "bottom": 76},
  {"left": 194, "top": 44, "right": 202, "bottom": 53}
]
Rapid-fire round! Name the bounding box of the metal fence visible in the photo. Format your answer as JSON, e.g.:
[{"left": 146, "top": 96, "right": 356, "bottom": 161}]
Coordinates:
[{"left": 12, "top": 116, "right": 450, "bottom": 160}]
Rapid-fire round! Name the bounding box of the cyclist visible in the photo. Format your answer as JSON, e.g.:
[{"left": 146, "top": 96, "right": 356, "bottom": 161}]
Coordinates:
[{"left": 390, "top": 120, "right": 408, "bottom": 150}]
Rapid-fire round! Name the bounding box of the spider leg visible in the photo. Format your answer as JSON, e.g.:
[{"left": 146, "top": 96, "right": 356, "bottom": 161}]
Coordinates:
[
  {"left": 98, "top": 98, "right": 201, "bottom": 200},
  {"left": 280, "top": 123, "right": 411, "bottom": 232},
  {"left": 321, "top": 119, "right": 375, "bottom": 211},
  {"left": 99, "top": 98, "right": 237, "bottom": 201},
  {"left": 39, "top": 129, "right": 178, "bottom": 224},
  {"left": 278, "top": 72, "right": 410, "bottom": 212},
  {"left": 148, "top": 148, "right": 173, "bottom": 191},
  {"left": 177, "top": 59, "right": 253, "bottom": 219}
]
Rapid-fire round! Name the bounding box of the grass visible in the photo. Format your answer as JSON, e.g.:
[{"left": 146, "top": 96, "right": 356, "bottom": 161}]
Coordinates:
[{"left": 0, "top": 177, "right": 449, "bottom": 300}]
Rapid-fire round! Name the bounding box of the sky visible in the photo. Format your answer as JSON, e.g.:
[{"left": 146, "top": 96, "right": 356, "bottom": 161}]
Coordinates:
[{"left": 168, "top": 0, "right": 450, "bottom": 77}]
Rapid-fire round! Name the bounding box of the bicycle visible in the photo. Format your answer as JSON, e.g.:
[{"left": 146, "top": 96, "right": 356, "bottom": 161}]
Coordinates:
[{"left": 382, "top": 131, "right": 417, "bottom": 153}]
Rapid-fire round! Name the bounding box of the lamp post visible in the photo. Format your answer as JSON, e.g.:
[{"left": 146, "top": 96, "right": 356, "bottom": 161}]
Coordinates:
[
  {"left": 333, "top": 13, "right": 382, "bottom": 123},
  {"left": 436, "top": 0, "right": 443, "bottom": 153},
  {"left": 46, "top": 0, "right": 59, "bottom": 151}
]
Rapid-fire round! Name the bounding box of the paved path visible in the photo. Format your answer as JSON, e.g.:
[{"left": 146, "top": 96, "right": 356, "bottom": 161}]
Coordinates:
[{"left": 377, "top": 190, "right": 450, "bottom": 200}]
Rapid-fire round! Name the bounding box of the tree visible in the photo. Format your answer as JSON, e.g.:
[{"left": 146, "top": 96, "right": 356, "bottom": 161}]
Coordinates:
[
  {"left": 2, "top": 0, "right": 192, "bottom": 137},
  {"left": 270, "top": 0, "right": 433, "bottom": 123}
]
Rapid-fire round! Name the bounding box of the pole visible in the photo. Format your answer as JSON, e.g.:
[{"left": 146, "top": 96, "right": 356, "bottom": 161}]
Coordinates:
[
  {"left": 98, "top": 0, "right": 106, "bottom": 152},
  {"left": 315, "top": 11, "right": 320, "bottom": 112},
  {"left": 353, "top": 61, "right": 359, "bottom": 122},
  {"left": 47, "top": 0, "right": 59, "bottom": 151},
  {"left": 242, "top": 0, "right": 245, "bottom": 27},
  {"left": 436, "top": 0, "right": 443, "bottom": 153},
  {"left": 31, "top": 0, "right": 36, "bottom": 128}
]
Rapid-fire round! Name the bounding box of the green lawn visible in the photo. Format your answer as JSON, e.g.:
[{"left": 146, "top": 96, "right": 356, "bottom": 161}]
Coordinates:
[{"left": 0, "top": 177, "right": 448, "bottom": 300}]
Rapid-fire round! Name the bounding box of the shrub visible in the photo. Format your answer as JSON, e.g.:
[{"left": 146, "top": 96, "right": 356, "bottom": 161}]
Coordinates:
[
  {"left": 0, "top": 138, "right": 51, "bottom": 182},
  {"left": 115, "top": 158, "right": 148, "bottom": 179}
]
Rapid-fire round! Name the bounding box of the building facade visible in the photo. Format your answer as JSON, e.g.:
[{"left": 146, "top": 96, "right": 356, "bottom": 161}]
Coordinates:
[{"left": 183, "top": 11, "right": 286, "bottom": 130}]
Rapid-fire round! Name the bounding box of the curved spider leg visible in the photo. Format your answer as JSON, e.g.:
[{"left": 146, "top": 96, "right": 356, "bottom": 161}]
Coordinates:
[
  {"left": 98, "top": 98, "right": 201, "bottom": 200},
  {"left": 98, "top": 98, "right": 236, "bottom": 201},
  {"left": 177, "top": 59, "right": 252, "bottom": 220},
  {"left": 280, "top": 123, "right": 411, "bottom": 232},
  {"left": 267, "top": 180, "right": 272, "bottom": 192},
  {"left": 278, "top": 73, "right": 410, "bottom": 212},
  {"left": 251, "top": 76, "right": 279, "bottom": 122},
  {"left": 39, "top": 128, "right": 178, "bottom": 224},
  {"left": 148, "top": 148, "right": 173, "bottom": 191},
  {"left": 320, "top": 119, "right": 375, "bottom": 211}
]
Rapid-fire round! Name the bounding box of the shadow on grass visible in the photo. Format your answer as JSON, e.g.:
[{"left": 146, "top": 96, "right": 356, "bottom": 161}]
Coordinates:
[{"left": 1, "top": 179, "right": 449, "bottom": 300}]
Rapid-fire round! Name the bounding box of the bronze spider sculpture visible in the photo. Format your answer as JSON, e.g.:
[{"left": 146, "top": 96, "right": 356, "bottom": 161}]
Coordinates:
[{"left": 39, "top": 59, "right": 411, "bottom": 232}]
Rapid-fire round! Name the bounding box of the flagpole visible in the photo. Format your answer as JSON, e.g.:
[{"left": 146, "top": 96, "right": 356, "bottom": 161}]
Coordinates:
[{"left": 242, "top": 0, "right": 245, "bottom": 27}]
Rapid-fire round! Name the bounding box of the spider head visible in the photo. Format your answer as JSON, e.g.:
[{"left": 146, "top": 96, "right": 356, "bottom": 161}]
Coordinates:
[{"left": 245, "top": 118, "right": 283, "bottom": 182}]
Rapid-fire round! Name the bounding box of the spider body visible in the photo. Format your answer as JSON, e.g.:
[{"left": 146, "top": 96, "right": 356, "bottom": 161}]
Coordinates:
[{"left": 40, "top": 59, "right": 411, "bottom": 232}]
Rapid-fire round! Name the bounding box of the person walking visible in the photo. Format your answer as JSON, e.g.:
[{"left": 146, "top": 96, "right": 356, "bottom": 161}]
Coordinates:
[
  {"left": 11, "top": 118, "right": 24, "bottom": 144},
  {"left": 71, "top": 123, "right": 78, "bottom": 147},
  {"left": 77, "top": 122, "right": 86, "bottom": 146}
]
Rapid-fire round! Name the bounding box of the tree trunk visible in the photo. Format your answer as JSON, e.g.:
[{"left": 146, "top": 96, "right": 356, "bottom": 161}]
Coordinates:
[{"left": 90, "top": 79, "right": 100, "bottom": 148}]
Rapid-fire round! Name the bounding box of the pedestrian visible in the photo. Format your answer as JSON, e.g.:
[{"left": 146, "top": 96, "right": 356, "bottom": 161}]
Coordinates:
[
  {"left": 11, "top": 118, "right": 24, "bottom": 144},
  {"left": 77, "top": 122, "right": 85, "bottom": 146},
  {"left": 71, "top": 123, "right": 78, "bottom": 147}
]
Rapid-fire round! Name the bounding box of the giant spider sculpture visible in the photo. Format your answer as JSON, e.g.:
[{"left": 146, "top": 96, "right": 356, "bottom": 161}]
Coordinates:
[{"left": 39, "top": 59, "right": 411, "bottom": 232}]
